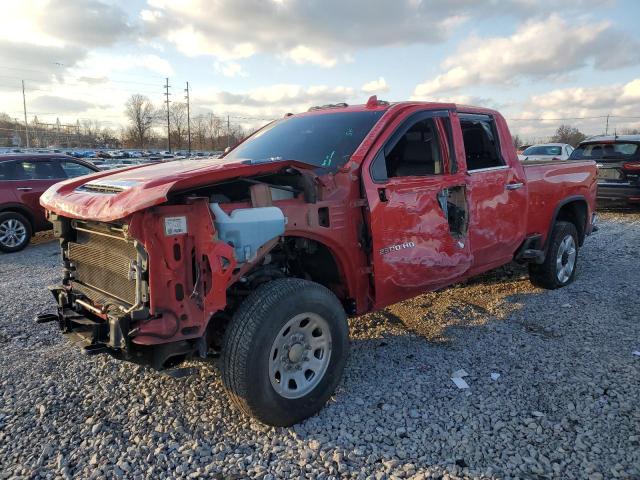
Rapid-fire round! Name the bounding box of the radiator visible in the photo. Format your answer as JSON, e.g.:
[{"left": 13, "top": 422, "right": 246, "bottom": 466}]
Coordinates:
[{"left": 67, "top": 225, "right": 139, "bottom": 306}]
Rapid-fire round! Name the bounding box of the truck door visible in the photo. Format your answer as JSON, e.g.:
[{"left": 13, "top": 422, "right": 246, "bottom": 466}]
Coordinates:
[
  {"left": 458, "top": 113, "right": 527, "bottom": 269},
  {"left": 363, "top": 110, "right": 472, "bottom": 309}
]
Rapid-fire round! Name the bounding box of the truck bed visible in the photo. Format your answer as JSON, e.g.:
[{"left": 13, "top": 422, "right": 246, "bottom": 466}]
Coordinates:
[{"left": 523, "top": 159, "right": 597, "bottom": 245}]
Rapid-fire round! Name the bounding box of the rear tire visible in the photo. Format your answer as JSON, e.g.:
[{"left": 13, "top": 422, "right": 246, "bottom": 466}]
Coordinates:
[
  {"left": 529, "top": 221, "right": 578, "bottom": 289},
  {"left": 0, "top": 212, "right": 32, "bottom": 253},
  {"left": 221, "top": 278, "right": 349, "bottom": 426}
]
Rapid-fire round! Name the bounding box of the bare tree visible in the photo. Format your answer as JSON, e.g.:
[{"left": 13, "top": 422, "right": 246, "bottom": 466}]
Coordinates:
[
  {"left": 125, "top": 94, "right": 155, "bottom": 149},
  {"left": 512, "top": 134, "right": 523, "bottom": 149},
  {"left": 206, "top": 113, "right": 223, "bottom": 150},
  {"left": 168, "top": 102, "right": 187, "bottom": 150},
  {"left": 551, "top": 124, "right": 586, "bottom": 147},
  {"left": 193, "top": 114, "right": 207, "bottom": 150}
]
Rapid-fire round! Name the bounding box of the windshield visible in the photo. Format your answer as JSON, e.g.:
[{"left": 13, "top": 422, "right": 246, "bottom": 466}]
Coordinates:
[
  {"left": 570, "top": 142, "right": 639, "bottom": 160},
  {"left": 225, "top": 110, "right": 384, "bottom": 170},
  {"left": 523, "top": 145, "right": 562, "bottom": 156}
]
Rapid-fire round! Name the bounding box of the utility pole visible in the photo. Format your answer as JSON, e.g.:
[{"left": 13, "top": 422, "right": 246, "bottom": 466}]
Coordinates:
[
  {"left": 185, "top": 81, "right": 191, "bottom": 154},
  {"left": 605, "top": 114, "right": 610, "bottom": 136},
  {"left": 22, "top": 80, "right": 30, "bottom": 148},
  {"left": 164, "top": 77, "right": 171, "bottom": 153},
  {"left": 227, "top": 115, "right": 230, "bottom": 150}
]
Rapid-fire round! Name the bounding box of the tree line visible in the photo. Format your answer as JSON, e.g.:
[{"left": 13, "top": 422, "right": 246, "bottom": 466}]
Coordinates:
[
  {"left": 0, "top": 94, "right": 249, "bottom": 151},
  {"left": 124, "top": 94, "right": 246, "bottom": 151}
]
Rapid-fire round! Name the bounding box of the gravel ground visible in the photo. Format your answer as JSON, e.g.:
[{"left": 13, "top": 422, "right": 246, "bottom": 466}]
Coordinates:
[{"left": 0, "top": 211, "right": 639, "bottom": 480}]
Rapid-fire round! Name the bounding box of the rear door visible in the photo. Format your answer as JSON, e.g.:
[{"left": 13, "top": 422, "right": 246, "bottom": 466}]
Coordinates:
[
  {"left": 13, "top": 158, "right": 67, "bottom": 230},
  {"left": 0, "top": 161, "right": 19, "bottom": 206},
  {"left": 459, "top": 113, "right": 528, "bottom": 270},
  {"left": 363, "top": 109, "right": 472, "bottom": 308}
]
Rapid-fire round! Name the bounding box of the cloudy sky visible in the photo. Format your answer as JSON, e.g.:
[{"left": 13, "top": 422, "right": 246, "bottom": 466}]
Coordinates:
[{"left": 2, "top": 0, "right": 640, "bottom": 140}]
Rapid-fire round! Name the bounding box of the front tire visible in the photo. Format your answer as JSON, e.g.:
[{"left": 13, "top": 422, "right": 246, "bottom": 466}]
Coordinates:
[
  {"left": 529, "top": 221, "right": 578, "bottom": 289},
  {"left": 221, "top": 278, "right": 349, "bottom": 426},
  {"left": 0, "top": 212, "right": 32, "bottom": 253}
]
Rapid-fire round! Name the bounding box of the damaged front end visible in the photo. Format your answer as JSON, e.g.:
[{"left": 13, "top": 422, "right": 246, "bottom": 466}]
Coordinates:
[{"left": 41, "top": 198, "right": 237, "bottom": 370}]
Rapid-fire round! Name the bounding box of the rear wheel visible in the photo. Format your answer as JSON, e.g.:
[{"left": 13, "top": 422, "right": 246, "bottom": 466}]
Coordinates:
[
  {"left": 221, "top": 278, "right": 349, "bottom": 426},
  {"left": 529, "top": 221, "right": 578, "bottom": 289},
  {"left": 0, "top": 212, "right": 31, "bottom": 253}
]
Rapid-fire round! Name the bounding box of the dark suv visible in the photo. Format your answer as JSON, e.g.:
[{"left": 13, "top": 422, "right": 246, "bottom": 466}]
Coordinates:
[
  {"left": 570, "top": 135, "right": 640, "bottom": 206},
  {"left": 0, "top": 154, "right": 98, "bottom": 252}
]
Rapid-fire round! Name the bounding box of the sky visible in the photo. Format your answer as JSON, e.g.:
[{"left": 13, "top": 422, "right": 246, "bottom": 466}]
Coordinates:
[{"left": 1, "top": 0, "right": 640, "bottom": 141}]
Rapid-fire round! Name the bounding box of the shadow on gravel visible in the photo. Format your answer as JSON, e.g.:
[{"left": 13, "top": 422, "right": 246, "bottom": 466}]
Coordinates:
[{"left": 351, "top": 262, "right": 542, "bottom": 345}]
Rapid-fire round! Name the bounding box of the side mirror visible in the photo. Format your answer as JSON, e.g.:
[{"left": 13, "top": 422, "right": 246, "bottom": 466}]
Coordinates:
[{"left": 224, "top": 147, "right": 231, "bottom": 154}]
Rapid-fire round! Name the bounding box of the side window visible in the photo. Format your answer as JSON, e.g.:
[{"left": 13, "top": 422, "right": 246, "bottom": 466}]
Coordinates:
[
  {"left": 0, "top": 162, "right": 17, "bottom": 180},
  {"left": 460, "top": 115, "right": 505, "bottom": 171},
  {"left": 385, "top": 118, "right": 443, "bottom": 178},
  {"left": 18, "top": 161, "right": 64, "bottom": 180},
  {"left": 61, "top": 161, "right": 95, "bottom": 178}
]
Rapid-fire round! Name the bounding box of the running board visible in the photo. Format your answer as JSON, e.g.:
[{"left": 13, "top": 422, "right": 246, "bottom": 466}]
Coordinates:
[{"left": 514, "top": 234, "right": 545, "bottom": 264}]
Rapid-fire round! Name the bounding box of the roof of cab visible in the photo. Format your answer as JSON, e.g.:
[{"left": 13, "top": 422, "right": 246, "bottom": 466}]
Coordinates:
[{"left": 297, "top": 97, "right": 499, "bottom": 118}]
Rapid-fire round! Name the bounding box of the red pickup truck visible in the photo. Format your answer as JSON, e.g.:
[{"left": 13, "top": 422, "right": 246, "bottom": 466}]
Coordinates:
[{"left": 40, "top": 98, "right": 597, "bottom": 426}]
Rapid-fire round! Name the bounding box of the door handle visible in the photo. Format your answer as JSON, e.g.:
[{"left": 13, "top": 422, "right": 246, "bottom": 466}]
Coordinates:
[
  {"left": 505, "top": 182, "right": 523, "bottom": 190},
  {"left": 378, "top": 188, "right": 388, "bottom": 202},
  {"left": 16, "top": 187, "right": 33, "bottom": 191}
]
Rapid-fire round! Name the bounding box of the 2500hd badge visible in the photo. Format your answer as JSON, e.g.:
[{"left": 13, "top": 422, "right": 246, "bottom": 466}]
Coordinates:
[{"left": 379, "top": 241, "right": 416, "bottom": 255}]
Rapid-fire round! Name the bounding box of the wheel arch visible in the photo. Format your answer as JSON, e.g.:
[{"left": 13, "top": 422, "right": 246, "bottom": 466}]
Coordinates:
[
  {"left": 546, "top": 196, "right": 589, "bottom": 250},
  {"left": 0, "top": 203, "right": 36, "bottom": 230}
]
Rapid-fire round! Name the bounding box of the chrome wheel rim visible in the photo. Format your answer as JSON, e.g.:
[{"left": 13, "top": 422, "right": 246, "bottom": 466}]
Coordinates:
[
  {"left": 268, "top": 312, "right": 332, "bottom": 399},
  {"left": 556, "top": 234, "right": 576, "bottom": 283},
  {"left": 0, "top": 218, "right": 27, "bottom": 248}
]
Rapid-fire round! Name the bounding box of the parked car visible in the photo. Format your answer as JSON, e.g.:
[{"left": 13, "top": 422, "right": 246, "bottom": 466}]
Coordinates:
[
  {"left": 569, "top": 135, "right": 640, "bottom": 206},
  {"left": 0, "top": 154, "right": 99, "bottom": 252},
  {"left": 519, "top": 143, "right": 574, "bottom": 161},
  {"left": 40, "top": 99, "right": 597, "bottom": 426}
]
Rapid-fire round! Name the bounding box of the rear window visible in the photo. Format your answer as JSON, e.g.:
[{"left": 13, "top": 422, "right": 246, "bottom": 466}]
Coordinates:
[
  {"left": 570, "top": 142, "right": 639, "bottom": 160},
  {"left": 523, "top": 145, "right": 562, "bottom": 156}
]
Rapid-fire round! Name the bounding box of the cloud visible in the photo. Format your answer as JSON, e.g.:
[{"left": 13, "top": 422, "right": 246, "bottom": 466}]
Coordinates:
[
  {"left": 523, "top": 78, "right": 640, "bottom": 117},
  {"left": 413, "top": 15, "right": 640, "bottom": 97},
  {"left": 214, "top": 61, "right": 248, "bottom": 78},
  {"left": 1, "top": 0, "right": 133, "bottom": 48},
  {"left": 285, "top": 46, "right": 337, "bottom": 68},
  {"left": 77, "top": 76, "right": 109, "bottom": 85},
  {"left": 361, "top": 77, "right": 389, "bottom": 94},
  {"left": 0, "top": 40, "right": 86, "bottom": 90},
  {"left": 508, "top": 78, "right": 640, "bottom": 138},
  {"left": 140, "top": 0, "right": 609, "bottom": 66},
  {"left": 30, "top": 95, "right": 103, "bottom": 113},
  {"left": 410, "top": 94, "right": 501, "bottom": 109},
  {"left": 72, "top": 52, "right": 174, "bottom": 78},
  {"left": 191, "top": 84, "right": 357, "bottom": 127}
]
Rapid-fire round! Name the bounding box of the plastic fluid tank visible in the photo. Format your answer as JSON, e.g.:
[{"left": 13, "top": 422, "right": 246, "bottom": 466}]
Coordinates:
[{"left": 210, "top": 203, "right": 285, "bottom": 263}]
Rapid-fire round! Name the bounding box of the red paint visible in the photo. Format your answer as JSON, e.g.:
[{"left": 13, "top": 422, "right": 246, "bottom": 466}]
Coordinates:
[{"left": 41, "top": 102, "right": 597, "bottom": 348}]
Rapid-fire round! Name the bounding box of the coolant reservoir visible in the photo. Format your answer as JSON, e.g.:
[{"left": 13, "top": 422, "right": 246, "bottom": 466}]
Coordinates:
[{"left": 210, "top": 203, "right": 285, "bottom": 263}]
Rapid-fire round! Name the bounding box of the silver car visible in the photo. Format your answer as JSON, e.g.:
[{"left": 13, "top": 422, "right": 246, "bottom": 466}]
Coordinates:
[{"left": 519, "top": 143, "right": 574, "bottom": 161}]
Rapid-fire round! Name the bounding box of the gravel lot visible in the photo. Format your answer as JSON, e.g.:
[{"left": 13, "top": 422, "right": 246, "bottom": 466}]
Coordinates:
[{"left": 1, "top": 212, "right": 639, "bottom": 479}]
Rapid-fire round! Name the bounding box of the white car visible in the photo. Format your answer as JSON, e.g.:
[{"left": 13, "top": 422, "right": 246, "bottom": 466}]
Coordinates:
[{"left": 518, "top": 143, "right": 574, "bottom": 161}]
